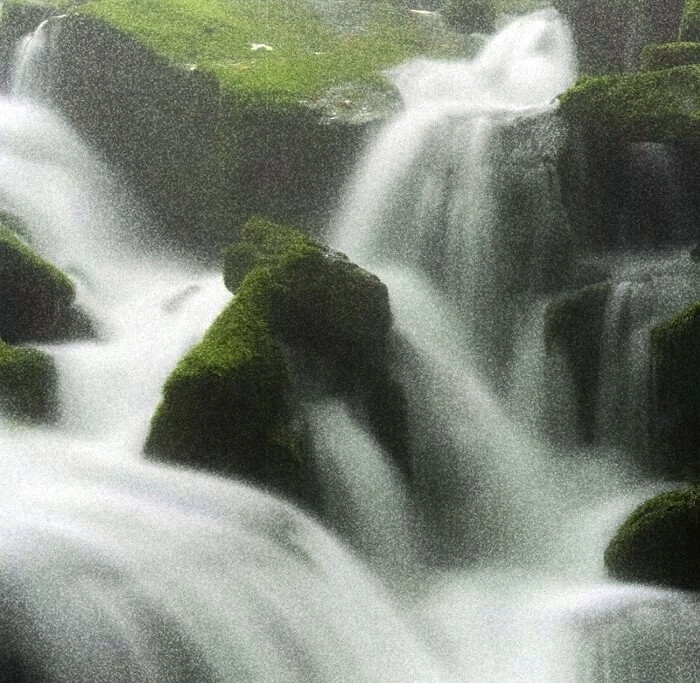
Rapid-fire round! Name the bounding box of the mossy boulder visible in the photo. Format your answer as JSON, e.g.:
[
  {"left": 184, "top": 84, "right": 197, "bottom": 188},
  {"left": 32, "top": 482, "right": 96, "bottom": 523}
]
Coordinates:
[
  {"left": 641, "top": 41, "right": 700, "bottom": 70},
  {"left": 605, "top": 487, "right": 700, "bottom": 590},
  {"left": 0, "top": 340, "right": 57, "bottom": 422},
  {"left": 680, "top": 0, "right": 700, "bottom": 41},
  {"left": 650, "top": 302, "right": 700, "bottom": 478},
  {"left": 0, "top": 221, "right": 80, "bottom": 342},
  {"left": 146, "top": 217, "right": 402, "bottom": 500},
  {"left": 224, "top": 220, "right": 392, "bottom": 363},
  {"left": 559, "top": 65, "right": 700, "bottom": 146},
  {"left": 544, "top": 281, "right": 611, "bottom": 442}
]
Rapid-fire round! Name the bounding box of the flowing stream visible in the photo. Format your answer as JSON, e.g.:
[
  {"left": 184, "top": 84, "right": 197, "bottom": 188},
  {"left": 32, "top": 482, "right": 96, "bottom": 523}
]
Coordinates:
[{"left": 0, "top": 8, "right": 697, "bottom": 682}]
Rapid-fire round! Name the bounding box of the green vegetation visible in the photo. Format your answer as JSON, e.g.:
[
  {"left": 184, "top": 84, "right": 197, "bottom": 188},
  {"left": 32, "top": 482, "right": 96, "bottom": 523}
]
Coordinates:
[
  {"left": 559, "top": 66, "right": 700, "bottom": 145},
  {"left": 605, "top": 487, "right": 700, "bottom": 590},
  {"left": 70, "top": 0, "right": 467, "bottom": 105},
  {"left": 650, "top": 301, "right": 700, "bottom": 478},
  {"left": 146, "top": 217, "right": 394, "bottom": 498},
  {"left": 0, "top": 340, "right": 57, "bottom": 422},
  {"left": 0, "top": 221, "right": 77, "bottom": 342},
  {"left": 641, "top": 42, "right": 700, "bottom": 71},
  {"left": 680, "top": 0, "right": 700, "bottom": 41}
]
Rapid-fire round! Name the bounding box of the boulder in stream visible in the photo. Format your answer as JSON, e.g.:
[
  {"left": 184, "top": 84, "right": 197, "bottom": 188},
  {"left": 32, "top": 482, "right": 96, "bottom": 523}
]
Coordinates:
[
  {"left": 0, "top": 220, "right": 80, "bottom": 343},
  {"left": 605, "top": 487, "right": 700, "bottom": 591},
  {"left": 0, "top": 340, "right": 57, "bottom": 422},
  {"left": 146, "top": 217, "right": 405, "bottom": 504}
]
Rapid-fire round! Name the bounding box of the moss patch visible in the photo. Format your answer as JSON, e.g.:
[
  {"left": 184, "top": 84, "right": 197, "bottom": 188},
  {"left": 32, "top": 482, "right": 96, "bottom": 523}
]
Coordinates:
[
  {"left": 73, "top": 0, "right": 468, "bottom": 105},
  {"left": 0, "top": 340, "right": 57, "bottom": 422},
  {"left": 650, "top": 301, "right": 700, "bottom": 478},
  {"left": 146, "top": 217, "right": 397, "bottom": 499},
  {"left": 605, "top": 487, "right": 700, "bottom": 590},
  {"left": 641, "top": 41, "right": 700, "bottom": 70},
  {"left": 0, "top": 221, "right": 78, "bottom": 342},
  {"left": 559, "top": 65, "right": 700, "bottom": 145}
]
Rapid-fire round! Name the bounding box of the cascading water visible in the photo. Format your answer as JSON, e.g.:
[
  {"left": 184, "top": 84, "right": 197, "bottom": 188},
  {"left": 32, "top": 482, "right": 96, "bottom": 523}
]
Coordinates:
[
  {"left": 0, "top": 22, "right": 453, "bottom": 683},
  {"left": 0, "top": 8, "right": 697, "bottom": 682},
  {"left": 333, "top": 7, "right": 699, "bottom": 681}
]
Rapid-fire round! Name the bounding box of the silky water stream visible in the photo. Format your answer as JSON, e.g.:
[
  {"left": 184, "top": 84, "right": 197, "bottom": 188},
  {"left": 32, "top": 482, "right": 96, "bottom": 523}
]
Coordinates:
[{"left": 0, "top": 8, "right": 697, "bottom": 682}]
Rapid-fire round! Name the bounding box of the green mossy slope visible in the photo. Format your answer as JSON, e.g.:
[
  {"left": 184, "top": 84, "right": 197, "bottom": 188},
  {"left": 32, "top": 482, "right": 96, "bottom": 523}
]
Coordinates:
[
  {"left": 605, "top": 487, "right": 700, "bottom": 590},
  {"left": 0, "top": 340, "right": 57, "bottom": 421},
  {"left": 0, "top": 221, "right": 78, "bottom": 342},
  {"left": 559, "top": 65, "right": 700, "bottom": 145},
  {"left": 146, "top": 217, "right": 395, "bottom": 499},
  {"left": 641, "top": 42, "right": 700, "bottom": 70},
  {"left": 74, "top": 0, "right": 467, "bottom": 105}
]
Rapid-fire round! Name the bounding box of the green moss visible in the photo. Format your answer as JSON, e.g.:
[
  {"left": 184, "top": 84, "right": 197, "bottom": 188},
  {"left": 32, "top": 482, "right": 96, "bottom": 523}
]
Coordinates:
[
  {"left": 680, "top": 0, "right": 700, "bottom": 41},
  {"left": 147, "top": 217, "right": 393, "bottom": 498},
  {"left": 0, "top": 340, "right": 57, "bottom": 422},
  {"left": 559, "top": 65, "right": 700, "bottom": 145},
  {"left": 0, "top": 221, "right": 78, "bottom": 342},
  {"left": 641, "top": 42, "right": 700, "bottom": 70},
  {"left": 650, "top": 301, "right": 700, "bottom": 477},
  {"left": 70, "top": 0, "right": 469, "bottom": 105},
  {"left": 605, "top": 487, "right": 700, "bottom": 590}
]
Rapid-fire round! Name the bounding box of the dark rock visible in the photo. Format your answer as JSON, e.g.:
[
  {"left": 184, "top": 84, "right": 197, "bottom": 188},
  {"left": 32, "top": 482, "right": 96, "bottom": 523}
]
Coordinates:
[
  {"left": 650, "top": 301, "right": 700, "bottom": 478},
  {"left": 0, "top": 340, "right": 57, "bottom": 422},
  {"left": 605, "top": 487, "right": 700, "bottom": 591},
  {"left": 544, "top": 281, "right": 611, "bottom": 442},
  {"left": 554, "top": 0, "right": 686, "bottom": 74},
  {"left": 0, "top": 222, "right": 77, "bottom": 343}
]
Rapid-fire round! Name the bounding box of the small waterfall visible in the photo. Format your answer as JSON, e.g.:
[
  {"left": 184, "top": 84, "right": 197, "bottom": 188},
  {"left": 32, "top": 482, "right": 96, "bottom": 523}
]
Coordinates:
[
  {"left": 305, "top": 398, "right": 419, "bottom": 585},
  {"left": 11, "top": 17, "right": 58, "bottom": 99},
  {"left": 593, "top": 253, "right": 699, "bottom": 456}
]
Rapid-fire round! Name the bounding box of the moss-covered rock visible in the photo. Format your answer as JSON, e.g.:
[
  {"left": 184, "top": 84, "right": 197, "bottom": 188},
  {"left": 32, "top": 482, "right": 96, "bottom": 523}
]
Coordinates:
[
  {"left": 650, "top": 301, "right": 700, "bottom": 478},
  {"left": 641, "top": 41, "right": 700, "bottom": 70},
  {"left": 0, "top": 222, "right": 79, "bottom": 342},
  {"left": 605, "top": 487, "right": 700, "bottom": 590},
  {"left": 1, "top": 1, "right": 474, "bottom": 256},
  {"left": 544, "top": 281, "right": 611, "bottom": 442},
  {"left": 146, "top": 217, "right": 402, "bottom": 499},
  {"left": 0, "top": 340, "right": 57, "bottom": 422},
  {"left": 680, "top": 0, "right": 700, "bottom": 41},
  {"left": 559, "top": 65, "right": 700, "bottom": 145}
]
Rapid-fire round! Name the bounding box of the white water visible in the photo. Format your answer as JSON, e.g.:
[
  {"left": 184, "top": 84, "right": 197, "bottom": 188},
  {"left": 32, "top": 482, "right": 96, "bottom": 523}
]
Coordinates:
[
  {"left": 334, "top": 8, "right": 699, "bottom": 682},
  {"left": 0, "top": 30, "right": 455, "bottom": 682},
  {"left": 0, "top": 9, "right": 697, "bottom": 682}
]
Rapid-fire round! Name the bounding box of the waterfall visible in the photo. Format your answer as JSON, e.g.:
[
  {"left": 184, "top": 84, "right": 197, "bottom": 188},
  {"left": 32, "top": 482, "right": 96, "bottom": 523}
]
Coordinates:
[
  {"left": 0, "top": 9, "right": 697, "bottom": 682},
  {"left": 0, "top": 24, "right": 456, "bottom": 682},
  {"left": 332, "top": 8, "right": 699, "bottom": 681}
]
